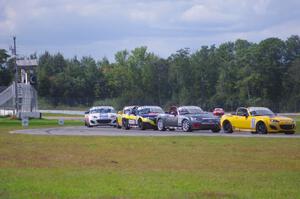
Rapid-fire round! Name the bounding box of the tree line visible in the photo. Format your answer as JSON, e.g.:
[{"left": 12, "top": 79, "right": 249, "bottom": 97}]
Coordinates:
[{"left": 1, "top": 35, "right": 300, "bottom": 112}]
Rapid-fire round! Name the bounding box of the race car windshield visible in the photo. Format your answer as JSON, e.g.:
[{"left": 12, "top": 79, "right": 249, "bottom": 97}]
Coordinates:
[
  {"left": 140, "top": 107, "right": 164, "bottom": 114},
  {"left": 180, "top": 107, "right": 203, "bottom": 114},
  {"left": 150, "top": 107, "right": 164, "bottom": 113},
  {"left": 250, "top": 108, "right": 274, "bottom": 116},
  {"left": 91, "top": 108, "right": 116, "bottom": 114}
]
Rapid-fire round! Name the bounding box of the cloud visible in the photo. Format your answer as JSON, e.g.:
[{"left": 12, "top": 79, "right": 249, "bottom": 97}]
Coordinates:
[
  {"left": 181, "top": 4, "right": 236, "bottom": 24},
  {"left": 0, "top": 0, "right": 299, "bottom": 60}
]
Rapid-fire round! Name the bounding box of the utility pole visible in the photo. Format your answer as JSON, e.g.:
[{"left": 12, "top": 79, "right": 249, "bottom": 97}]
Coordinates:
[{"left": 13, "top": 36, "right": 18, "bottom": 115}]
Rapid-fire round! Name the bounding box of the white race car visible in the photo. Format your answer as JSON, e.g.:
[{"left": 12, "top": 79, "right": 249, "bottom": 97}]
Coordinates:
[{"left": 84, "top": 106, "right": 117, "bottom": 127}]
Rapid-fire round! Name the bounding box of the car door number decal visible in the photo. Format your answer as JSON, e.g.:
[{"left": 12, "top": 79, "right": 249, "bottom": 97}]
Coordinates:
[
  {"left": 251, "top": 118, "right": 256, "bottom": 128},
  {"left": 129, "top": 120, "right": 136, "bottom": 125}
]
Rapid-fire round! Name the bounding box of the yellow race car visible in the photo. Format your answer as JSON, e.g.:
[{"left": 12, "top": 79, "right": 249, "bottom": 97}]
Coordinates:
[
  {"left": 116, "top": 106, "right": 164, "bottom": 130},
  {"left": 221, "top": 107, "right": 296, "bottom": 134},
  {"left": 116, "top": 106, "right": 138, "bottom": 129}
]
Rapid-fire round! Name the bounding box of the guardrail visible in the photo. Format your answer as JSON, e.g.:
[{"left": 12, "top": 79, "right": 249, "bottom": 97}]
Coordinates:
[{"left": 39, "top": 110, "right": 85, "bottom": 115}]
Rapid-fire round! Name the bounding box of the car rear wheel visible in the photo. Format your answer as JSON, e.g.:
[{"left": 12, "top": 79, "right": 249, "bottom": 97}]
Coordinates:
[
  {"left": 157, "top": 119, "right": 166, "bottom": 131},
  {"left": 182, "top": 120, "right": 192, "bottom": 132},
  {"left": 256, "top": 122, "right": 267, "bottom": 134},
  {"left": 138, "top": 119, "right": 146, "bottom": 130},
  {"left": 223, "top": 121, "right": 233, "bottom": 133}
]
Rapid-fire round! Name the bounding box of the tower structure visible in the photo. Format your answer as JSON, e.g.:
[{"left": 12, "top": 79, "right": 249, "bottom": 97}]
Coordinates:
[{"left": 0, "top": 37, "right": 40, "bottom": 118}]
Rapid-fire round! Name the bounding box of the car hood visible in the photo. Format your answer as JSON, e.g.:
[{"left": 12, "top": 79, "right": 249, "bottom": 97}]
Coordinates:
[
  {"left": 256, "top": 115, "right": 294, "bottom": 122},
  {"left": 187, "top": 113, "right": 219, "bottom": 120},
  {"left": 90, "top": 113, "right": 116, "bottom": 117}
]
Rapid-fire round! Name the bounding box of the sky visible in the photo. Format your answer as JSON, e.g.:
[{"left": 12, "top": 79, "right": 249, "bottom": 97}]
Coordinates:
[{"left": 0, "top": 0, "right": 300, "bottom": 61}]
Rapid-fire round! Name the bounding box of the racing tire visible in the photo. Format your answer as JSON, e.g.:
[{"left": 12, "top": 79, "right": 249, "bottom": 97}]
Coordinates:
[
  {"left": 182, "top": 119, "right": 192, "bottom": 132},
  {"left": 211, "top": 127, "right": 221, "bottom": 133},
  {"left": 122, "top": 119, "right": 130, "bottom": 130},
  {"left": 157, "top": 119, "right": 166, "bottom": 131},
  {"left": 85, "top": 121, "right": 92, "bottom": 128},
  {"left": 116, "top": 121, "right": 122, "bottom": 129},
  {"left": 169, "top": 128, "right": 175, "bottom": 131},
  {"left": 256, "top": 122, "right": 267, "bottom": 134},
  {"left": 223, "top": 121, "right": 233, "bottom": 133},
  {"left": 138, "top": 119, "right": 146, "bottom": 130}
]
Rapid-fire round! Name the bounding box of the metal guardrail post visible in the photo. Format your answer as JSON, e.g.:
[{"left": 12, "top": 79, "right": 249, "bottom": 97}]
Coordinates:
[{"left": 13, "top": 36, "right": 18, "bottom": 115}]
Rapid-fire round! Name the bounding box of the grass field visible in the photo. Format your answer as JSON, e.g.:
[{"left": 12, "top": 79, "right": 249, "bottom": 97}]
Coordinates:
[{"left": 0, "top": 118, "right": 300, "bottom": 199}]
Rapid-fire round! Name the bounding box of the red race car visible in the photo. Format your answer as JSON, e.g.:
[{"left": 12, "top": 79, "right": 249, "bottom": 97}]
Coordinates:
[{"left": 213, "top": 108, "right": 225, "bottom": 116}]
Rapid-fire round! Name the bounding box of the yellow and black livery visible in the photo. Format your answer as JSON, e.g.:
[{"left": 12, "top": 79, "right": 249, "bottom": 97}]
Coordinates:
[{"left": 116, "top": 106, "right": 164, "bottom": 130}]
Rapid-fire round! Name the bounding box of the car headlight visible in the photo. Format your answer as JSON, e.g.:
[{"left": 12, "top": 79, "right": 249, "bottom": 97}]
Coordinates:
[{"left": 270, "top": 119, "right": 279, "bottom": 123}]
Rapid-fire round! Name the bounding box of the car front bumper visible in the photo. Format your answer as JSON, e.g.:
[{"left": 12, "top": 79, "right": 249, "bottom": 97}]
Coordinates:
[
  {"left": 191, "top": 122, "right": 220, "bottom": 130},
  {"left": 268, "top": 123, "right": 296, "bottom": 133},
  {"left": 89, "top": 118, "right": 117, "bottom": 126}
]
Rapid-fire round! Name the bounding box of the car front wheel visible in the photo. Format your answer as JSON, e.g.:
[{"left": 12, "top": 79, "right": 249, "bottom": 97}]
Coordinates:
[
  {"left": 211, "top": 127, "right": 221, "bottom": 133},
  {"left": 157, "top": 119, "right": 166, "bottom": 131},
  {"left": 182, "top": 120, "right": 192, "bottom": 132}
]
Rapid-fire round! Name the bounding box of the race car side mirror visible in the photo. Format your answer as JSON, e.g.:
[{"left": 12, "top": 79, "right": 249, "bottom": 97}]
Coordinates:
[{"left": 243, "top": 113, "right": 249, "bottom": 117}]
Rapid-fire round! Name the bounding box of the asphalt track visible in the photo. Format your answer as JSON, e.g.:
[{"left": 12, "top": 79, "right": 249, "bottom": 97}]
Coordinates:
[{"left": 12, "top": 126, "right": 300, "bottom": 138}]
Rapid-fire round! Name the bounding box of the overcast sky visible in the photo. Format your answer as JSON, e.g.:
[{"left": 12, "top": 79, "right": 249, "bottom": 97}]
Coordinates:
[{"left": 0, "top": 0, "right": 300, "bottom": 61}]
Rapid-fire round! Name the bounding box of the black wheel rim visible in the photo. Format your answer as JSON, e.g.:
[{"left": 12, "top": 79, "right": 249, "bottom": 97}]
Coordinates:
[
  {"left": 224, "top": 122, "right": 232, "bottom": 133},
  {"left": 257, "top": 123, "right": 266, "bottom": 134}
]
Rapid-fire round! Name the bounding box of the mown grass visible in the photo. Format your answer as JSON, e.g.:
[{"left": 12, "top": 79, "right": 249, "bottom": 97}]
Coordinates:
[
  {"left": 0, "top": 117, "right": 83, "bottom": 129},
  {"left": 0, "top": 118, "right": 300, "bottom": 198}
]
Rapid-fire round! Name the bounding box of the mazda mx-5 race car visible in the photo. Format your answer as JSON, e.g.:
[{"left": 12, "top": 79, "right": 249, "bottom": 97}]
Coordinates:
[
  {"left": 156, "top": 106, "right": 221, "bottom": 132},
  {"left": 221, "top": 107, "right": 296, "bottom": 134},
  {"left": 84, "top": 106, "right": 117, "bottom": 127},
  {"left": 213, "top": 108, "right": 225, "bottom": 117},
  {"left": 116, "top": 106, "right": 138, "bottom": 129},
  {"left": 117, "top": 106, "right": 164, "bottom": 130}
]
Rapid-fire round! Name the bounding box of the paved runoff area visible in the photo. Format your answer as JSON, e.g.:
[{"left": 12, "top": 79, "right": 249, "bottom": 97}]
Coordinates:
[{"left": 12, "top": 126, "right": 300, "bottom": 138}]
